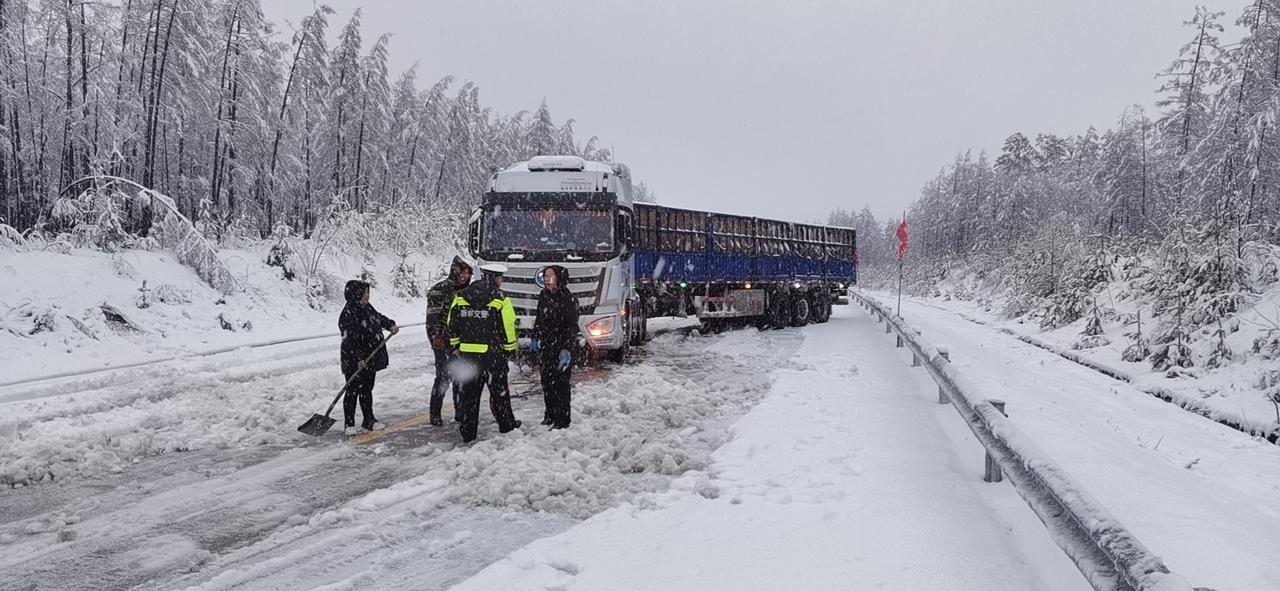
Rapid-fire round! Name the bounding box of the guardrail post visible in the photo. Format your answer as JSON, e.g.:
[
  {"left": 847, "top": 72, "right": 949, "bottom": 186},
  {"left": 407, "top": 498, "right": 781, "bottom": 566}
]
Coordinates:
[
  {"left": 983, "top": 399, "right": 1008, "bottom": 483},
  {"left": 936, "top": 348, "right": 950, "bottom": 404},
  {"left": 895, "top": 334, "right": 903, "bottom": 348}
]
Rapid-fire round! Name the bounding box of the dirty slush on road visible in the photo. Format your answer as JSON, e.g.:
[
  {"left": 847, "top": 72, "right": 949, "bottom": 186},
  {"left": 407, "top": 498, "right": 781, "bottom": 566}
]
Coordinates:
[{"left": 0, "top": 327, "right": 801, "bottom": 591}]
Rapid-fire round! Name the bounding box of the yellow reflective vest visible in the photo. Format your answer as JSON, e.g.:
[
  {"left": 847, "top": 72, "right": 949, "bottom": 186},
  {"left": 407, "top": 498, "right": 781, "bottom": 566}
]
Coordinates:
[{"left": 445, "top": 281, "right": 517, "bottom": 354}]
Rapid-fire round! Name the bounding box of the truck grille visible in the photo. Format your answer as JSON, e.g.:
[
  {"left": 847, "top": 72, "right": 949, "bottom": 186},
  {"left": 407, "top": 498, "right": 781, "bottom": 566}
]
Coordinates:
[{"left": 499, "top": 265, "right": 604, "bottom": 317}]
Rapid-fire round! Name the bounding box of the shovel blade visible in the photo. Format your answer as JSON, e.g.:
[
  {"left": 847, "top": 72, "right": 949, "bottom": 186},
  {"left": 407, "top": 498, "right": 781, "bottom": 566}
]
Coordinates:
[{"left": 297, "top": 413, "right": 337, "bottom": 437}]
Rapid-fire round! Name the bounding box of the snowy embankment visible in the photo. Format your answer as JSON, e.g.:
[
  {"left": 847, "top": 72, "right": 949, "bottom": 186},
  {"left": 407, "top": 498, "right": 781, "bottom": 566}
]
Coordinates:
[
  {"left": 865, "top": 291, "right": 1280, "bottom": 590},
  {"left": 0, "top": 245, "right": 440, "bottom": 385},
  {"left": 452, "top": 305, "right": 1087, "bottom": 591},
  {"left": 912, "top": 271, "right": 1280, "bottom": 443}
]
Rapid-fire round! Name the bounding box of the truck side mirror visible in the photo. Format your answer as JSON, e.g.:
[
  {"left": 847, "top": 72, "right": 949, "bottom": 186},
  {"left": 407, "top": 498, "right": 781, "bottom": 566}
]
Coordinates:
[
  {"left": 618, "top": 209, "right": 633, "bottom": 251},
  {"left": 468, "top": 208, "right": 481, "bottom": 257}
]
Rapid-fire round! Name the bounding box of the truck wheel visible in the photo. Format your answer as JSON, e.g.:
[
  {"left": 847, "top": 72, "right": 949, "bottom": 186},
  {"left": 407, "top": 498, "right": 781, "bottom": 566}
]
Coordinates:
[
  {"left": 629, "top": 302, "right": 647, "bottom": 346},
  {"left": 768, "top": 290, "right": 789, "bottom": 329},
  {"left": 606, "top": 343, "right": 628, "bottom": 363},
  {"left": 790, "top": 294, "right": 810, "bottom": 327},
  {"left": 609, "top": 308, "right": 632, "bottom": 362},
  {"left": 813, "top": 294, "right": 831, "bottom": 323}
]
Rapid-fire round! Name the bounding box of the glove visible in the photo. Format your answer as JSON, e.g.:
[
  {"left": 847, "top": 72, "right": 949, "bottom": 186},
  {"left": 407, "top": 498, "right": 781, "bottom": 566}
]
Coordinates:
[
  {"left": 528, "top": 339, "right": 541, "bottom": 353},
  {"left": 558, "top": 349, "right": 572, "bottom": 370},
  {"left": 430, "top": 335, "right": 445, "bottom": 351}
]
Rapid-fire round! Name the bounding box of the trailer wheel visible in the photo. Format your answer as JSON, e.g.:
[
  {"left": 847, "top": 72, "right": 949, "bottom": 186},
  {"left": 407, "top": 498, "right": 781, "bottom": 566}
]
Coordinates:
[
  {"left": 813, "top": 293, "right": 831, "bottom": 323},
  {"left": 790, "top": 294, "right": 810, "bottom": 327},
  {"left": 768, "top": 290, "right": 790, "bottom": 330}
]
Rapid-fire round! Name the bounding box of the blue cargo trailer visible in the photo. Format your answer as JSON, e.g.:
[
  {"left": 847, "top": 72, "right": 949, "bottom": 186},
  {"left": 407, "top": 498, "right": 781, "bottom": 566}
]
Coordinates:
[{"left": 632, "top": 203, "right": 857, "bottom": 330}]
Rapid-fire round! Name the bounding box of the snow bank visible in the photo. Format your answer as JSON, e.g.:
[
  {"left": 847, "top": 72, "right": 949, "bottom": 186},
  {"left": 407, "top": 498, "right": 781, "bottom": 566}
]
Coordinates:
[
  {"left": 854, "top": 292, "right": 1193, "bottom": 591},
  {"left": 913, "top": 265, "right": 1280, "bottom": 445},
  {"left": 0, "top": 244, "right": 443, "bottom": 385},
  {"left": 859, "top": 291, "right": 1280, "bottom": 589}
]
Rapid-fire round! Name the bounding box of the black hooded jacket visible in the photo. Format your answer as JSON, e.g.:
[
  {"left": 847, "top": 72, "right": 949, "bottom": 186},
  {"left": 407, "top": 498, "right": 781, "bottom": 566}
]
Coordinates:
[
  {"left": 532, "top": 265, "right": 580, "bottom": 352},
  {"left": 339, "top": 280, "right": 395, "bottom": 374},
  {"left": 426, "top": 256, "right": 472, "bottom": 338}
]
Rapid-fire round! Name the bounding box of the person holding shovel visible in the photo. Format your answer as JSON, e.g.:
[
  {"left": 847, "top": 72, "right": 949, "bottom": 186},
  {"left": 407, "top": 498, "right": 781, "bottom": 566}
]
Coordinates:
[{"left": 339, "top": 279, "right": 399, "bottom": 435}]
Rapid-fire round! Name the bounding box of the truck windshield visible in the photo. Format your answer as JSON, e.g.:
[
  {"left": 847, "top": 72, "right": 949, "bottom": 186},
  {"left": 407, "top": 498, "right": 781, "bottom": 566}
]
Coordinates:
[{"left": 483, "top": 207, "right": 615, "bottom": 255}]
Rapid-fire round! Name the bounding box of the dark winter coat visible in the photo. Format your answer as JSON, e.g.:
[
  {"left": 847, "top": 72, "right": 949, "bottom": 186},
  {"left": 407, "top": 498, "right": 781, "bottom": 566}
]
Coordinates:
[
  {"left": 445, "top": 277, "right": 518, "bottom": 354},
  {"left": 532, "top": 266, "right": 580, "bottom": 352},
  {"left": 340, "top": 280, "right": 396, "bottom": 374},
  {"left": 426, "top": 256, "right": 473, "bottom": 339}
]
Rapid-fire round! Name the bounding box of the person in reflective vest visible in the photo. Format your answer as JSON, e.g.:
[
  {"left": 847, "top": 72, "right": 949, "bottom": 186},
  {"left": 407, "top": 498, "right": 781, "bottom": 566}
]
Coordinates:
[
  {"left": 425, "top": 255, "right": 472, "bottom": 426},
  {"left": 444, "top": 263, "right": 521, "bottom": 442}
]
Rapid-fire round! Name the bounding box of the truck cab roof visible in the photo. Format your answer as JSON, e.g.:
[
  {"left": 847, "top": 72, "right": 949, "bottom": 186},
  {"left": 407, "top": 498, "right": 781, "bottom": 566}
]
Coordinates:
[{"left": 489, "top": 155, "right": 633, "bottom": 208}]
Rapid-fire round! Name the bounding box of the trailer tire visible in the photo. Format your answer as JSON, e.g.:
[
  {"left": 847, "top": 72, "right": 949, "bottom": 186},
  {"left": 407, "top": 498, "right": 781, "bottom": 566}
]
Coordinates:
[
  {"left": 813, "top": 293, "right": 831, "bottom": 323},
  {"left": 768, "top": 290, "right": 790, "bottom": 330},
  {"left": 790, "top": 293, "right": 810, "bottom": 327}
]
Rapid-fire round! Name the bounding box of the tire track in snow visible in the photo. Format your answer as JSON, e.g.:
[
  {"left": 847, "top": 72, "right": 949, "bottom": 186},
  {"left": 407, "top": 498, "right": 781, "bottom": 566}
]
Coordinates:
[{"left": 0, "top": 327, "right": 803, "bottom": 591}]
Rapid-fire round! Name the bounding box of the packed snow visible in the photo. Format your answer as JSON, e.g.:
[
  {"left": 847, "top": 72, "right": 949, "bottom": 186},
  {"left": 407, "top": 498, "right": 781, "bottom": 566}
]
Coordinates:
[
  {"left": 0, "top": 311, "right": 807, "bottom": 589},
  {"left": 916, "top": 269, "right": 1280, "bottom": 442},
  {"left": 453, "top": 305, "right": 1088, "bottom": 591},
  {"left": 864, "top": 290, "right": 1280, "bottom": 590}
]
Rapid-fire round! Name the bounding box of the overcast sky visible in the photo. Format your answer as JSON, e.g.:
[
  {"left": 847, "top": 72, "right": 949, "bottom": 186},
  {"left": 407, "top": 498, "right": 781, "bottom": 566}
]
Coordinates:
[{"left": 263, "top": 0, "right": 1237, "bottom": 224}]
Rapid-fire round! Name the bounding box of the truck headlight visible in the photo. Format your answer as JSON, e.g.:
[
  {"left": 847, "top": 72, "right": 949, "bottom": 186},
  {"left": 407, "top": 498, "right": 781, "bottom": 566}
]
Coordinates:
[{"left": 587, "top": 316, "right": 615, "bottom": 337}]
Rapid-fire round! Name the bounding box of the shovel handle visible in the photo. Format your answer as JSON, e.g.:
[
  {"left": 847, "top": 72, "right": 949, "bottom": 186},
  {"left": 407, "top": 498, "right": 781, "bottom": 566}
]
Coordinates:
[{"left": 322, "top": 333, "right": 394, "bottom": 417}]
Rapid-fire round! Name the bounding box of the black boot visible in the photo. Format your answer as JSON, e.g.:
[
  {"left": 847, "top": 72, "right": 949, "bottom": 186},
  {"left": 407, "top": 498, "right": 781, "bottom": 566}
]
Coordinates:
[
  {"left": 429, "top": 413, "right": 443, "bottom": 426},
  {"left": 499, "top": 420, "right": 522, "bottom": 433}
]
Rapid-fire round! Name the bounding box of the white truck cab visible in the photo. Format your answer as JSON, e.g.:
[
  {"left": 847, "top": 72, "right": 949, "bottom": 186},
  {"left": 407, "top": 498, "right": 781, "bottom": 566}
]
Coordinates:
[{"left": 468, "top": 155, "right": 642, "bottom": 361}]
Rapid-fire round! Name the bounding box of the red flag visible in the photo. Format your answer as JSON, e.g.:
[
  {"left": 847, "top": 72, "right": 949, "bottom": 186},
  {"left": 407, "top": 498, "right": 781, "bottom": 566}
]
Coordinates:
[{"left": 896, "top": 216, "right": 909, "bottom": 259}]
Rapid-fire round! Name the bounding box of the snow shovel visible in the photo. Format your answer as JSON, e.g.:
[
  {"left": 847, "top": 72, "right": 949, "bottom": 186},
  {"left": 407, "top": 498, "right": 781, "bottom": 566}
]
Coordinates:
[{"left": 297, "top": 334, "right": 394, "bottom": 437}]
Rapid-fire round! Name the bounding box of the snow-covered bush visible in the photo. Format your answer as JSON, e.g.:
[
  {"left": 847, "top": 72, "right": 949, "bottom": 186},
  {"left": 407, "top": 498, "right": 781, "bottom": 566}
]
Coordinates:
[
  {"left": 110, "top": 255, "right": 137, "bottom": 279},
  {"left": 2, "top": 303, "right": 60, "bottom": 337},
  {"left": 1122, "top": 338, "right": 1151, "bottom": 362},
  {"left": 221, "top": 216, "right": 261, "bottom": 247},
  {"left": 1072, "top": 335, "right": 1111, "bottom": 350},
  {"left": 266, "top": 234, "right": 296, "bottom": 281},
  {"left": 390, "top": 260, "right": 425, "bottom": 299},
  {"left": 0, "top": 224, "right": 25, "bottom": 251},
  {"left": 1040, "top": 249, "right": 1110, "bottom": 330},
  {"left": 1151, "top": 338, "right": 1194, "bottom": 372},
  {"left": 1252, "top": 329, "right": 1280, "bottom": 360},
  {"left": 45, "top": 237, "right": 73, "bottom": 255},
  {"left": 154, "top": 284, "right": 193, "bottom": 305},
  {"left": 1001, "top": 291, "right": 1042, "bottom": 320},
  {"left": 359, "top": 267, "right": 379, "bottom": 288}
]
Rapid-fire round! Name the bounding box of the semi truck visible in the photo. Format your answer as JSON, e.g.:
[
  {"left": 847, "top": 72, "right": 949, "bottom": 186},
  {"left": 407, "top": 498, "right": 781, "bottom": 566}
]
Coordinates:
[{"left": 466, "top": 155, "right": 857, "bottom": 361}]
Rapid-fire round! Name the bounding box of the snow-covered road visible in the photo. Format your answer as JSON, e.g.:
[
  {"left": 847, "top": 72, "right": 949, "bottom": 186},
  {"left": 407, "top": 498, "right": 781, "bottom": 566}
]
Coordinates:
[
  {"left": 4, "top": 299, "right": 1257, "bottom": 590},
  {"left": 452, "top": 304, "right": 1085, "bottom": 591},
  {"left": 864, "top": 292, "right": 1280, "bottom": 590},
  {"left": 0, "top": 322, "right": 798, "bottom": 590}
]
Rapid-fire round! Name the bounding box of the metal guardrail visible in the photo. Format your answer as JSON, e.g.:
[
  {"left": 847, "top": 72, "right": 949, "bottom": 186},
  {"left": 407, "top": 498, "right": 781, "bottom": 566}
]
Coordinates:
[{"left": 850, "top": 291, "right": 1201, "bottom": 591}]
